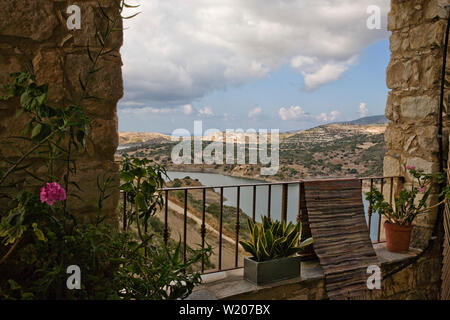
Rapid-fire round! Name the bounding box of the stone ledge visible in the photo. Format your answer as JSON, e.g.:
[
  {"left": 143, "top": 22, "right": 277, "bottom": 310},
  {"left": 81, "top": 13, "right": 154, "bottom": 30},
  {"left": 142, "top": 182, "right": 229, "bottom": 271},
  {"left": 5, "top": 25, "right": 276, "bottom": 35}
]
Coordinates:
[{"left": 187, "top": 243, "right": 422, "bottom": 300}]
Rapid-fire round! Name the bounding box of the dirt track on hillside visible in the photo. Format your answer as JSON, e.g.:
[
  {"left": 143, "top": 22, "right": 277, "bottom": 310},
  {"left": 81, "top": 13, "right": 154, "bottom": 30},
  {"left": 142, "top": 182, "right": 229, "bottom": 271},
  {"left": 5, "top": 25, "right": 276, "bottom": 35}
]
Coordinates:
[{"left": 155, "top": 201, "right": 246, "bottom": 272}]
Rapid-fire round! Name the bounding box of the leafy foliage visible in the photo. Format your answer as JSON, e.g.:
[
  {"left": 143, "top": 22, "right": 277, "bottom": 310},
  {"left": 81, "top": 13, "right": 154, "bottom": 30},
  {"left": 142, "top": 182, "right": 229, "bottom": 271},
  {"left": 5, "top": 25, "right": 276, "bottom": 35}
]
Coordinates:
[
  {"left": 0, "top": 1, "right": 211, "bottom": 300},
  {"left": 239, "top": 216, "right": 313, "bottom": 262},
  {"left": 120, "top": 155, "right": 167, "bottom": 228},
  {"left": 365, "top": 167, "right": 447, "bottom": 226}
]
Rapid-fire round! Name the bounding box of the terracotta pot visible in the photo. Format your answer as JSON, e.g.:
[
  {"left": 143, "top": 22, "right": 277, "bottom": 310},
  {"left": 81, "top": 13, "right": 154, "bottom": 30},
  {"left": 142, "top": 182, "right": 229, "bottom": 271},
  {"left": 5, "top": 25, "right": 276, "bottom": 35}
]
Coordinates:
[{"left": 384, "top": 221, "right": 413, "bottom": 253}]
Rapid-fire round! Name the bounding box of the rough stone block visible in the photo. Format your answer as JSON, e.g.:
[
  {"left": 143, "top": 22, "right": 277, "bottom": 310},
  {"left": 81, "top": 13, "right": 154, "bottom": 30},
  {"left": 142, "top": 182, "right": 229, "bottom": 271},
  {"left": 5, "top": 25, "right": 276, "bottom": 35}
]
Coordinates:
[
  {"left": 383, "top": 155, "right": 401, "bottom": 177},
  {"left": 406, "top": 157, "right": 439, "bottom": 177},
  {"left": 416, "top": 126, "right": 438, "bottom": 153},
  {"left": 424, "top": 0, "right": 450, "bottom": 20},
  {"left": 67, "top": 2, "right": 123, "bottom": 50},
  {"left": 388, "top": 0, "right": 423, "bottom": 31},
  {"left": 88, "top": 114, "right": 119, "bottom": 160},
  {"left": 65, "top": 53, "right": 123, "bottom": 103},
  {"left": 32, "top": 49, "right": 64, "bottom": 105},
  {"left": 386, "top": 60, "right": 407, "bottom": 89},
  {"left": 410, "top": 21, "right": 447, "bottom": 50},
  {"left": 0, "top": 54, "right": 25, "bottom": 91},
  {"left": 66, "top": 159, "right": 119, "bottom": 214},
  {"left": 0, "top": 0, "right": 58, "bottom": 41},
  {"left": 384, "top": 125, "right": 404, "bottom": 150},
  {"left": 400, "top": 95, "right": 438, "bottom": 120}
]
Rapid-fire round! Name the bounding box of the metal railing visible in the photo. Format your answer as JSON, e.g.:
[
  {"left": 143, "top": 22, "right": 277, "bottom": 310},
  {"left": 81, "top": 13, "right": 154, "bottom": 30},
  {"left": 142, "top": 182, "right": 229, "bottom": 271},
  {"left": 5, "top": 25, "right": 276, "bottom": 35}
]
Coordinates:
[{"left": 121, "top": 176, "right": 402, "bottom": 274}]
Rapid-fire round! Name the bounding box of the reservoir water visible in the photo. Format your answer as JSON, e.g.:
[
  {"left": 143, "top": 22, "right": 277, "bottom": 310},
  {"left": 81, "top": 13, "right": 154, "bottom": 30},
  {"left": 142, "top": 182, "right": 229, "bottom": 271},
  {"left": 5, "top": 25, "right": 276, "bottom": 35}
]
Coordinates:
[{"left": 166, "top": 171, "right": 380, "bottom": 242}]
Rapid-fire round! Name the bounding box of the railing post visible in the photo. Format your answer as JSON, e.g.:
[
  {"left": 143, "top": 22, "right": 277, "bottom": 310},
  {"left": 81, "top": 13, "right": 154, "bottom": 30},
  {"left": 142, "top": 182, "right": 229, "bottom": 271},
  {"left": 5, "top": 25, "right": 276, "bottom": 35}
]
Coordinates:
[
  {"left": 252, "top": 185, "right": 256, "bottom": 222},
  {"left": 163, "top": 190, "right": 169, "bottom": 245},
  {"left": 218, "top": 187, "right": 224, "bottom": 271},
  {"left": 201, "top": 188, "right": 206, "bottom": 273},
  {"left": 183, "top": 189, "right": 188, "bottom": 266},
  {"left": 235, "top": 186, "right": 240, "bottom": 268},
  {"left": 377, "top": 178, "right": 385, "bottom": 242},
  {"left": 368, "top": 178, "right": 373, "bottom": 233},
  {"left": 267, "top": 184, "right": 272, "bottom": 222},
  {"left": 297, "top": 182, "right": 303, "bottom": 223},
  {"left": 281, "top": 183, "right": 288, "bottom": 223},
  {"left": 123, "top": 191, "right": 127, "bottom": 231},
  {"left": 389, "top": 177, "right": 394, "bottom": 211}
]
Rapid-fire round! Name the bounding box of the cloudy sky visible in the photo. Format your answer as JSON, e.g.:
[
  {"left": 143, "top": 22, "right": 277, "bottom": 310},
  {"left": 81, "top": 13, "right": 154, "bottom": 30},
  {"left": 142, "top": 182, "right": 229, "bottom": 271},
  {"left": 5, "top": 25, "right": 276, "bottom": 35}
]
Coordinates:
[{"left": 118, "top": 0, "right": 390, "bottom": 134}]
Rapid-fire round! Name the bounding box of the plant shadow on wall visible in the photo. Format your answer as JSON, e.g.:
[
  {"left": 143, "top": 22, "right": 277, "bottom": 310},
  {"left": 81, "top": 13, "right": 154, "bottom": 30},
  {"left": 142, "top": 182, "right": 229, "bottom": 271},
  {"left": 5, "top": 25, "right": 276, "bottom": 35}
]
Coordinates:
[{"left": 0, "top": 1, "right": 211, "bottom": 300}]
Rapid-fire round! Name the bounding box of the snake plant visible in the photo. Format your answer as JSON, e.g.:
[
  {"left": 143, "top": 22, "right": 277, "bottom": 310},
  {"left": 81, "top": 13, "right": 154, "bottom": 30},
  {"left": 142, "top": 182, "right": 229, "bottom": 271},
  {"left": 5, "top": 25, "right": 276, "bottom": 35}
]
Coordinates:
[{"left": 239, "top": 216, "right": 313, "bottom": 262}]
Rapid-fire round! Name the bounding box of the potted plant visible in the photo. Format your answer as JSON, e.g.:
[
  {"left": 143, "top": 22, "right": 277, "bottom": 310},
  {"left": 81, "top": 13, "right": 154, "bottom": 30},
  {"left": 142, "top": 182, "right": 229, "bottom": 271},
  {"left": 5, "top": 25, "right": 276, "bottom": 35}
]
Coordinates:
[
  {"left": 239, "top": 216, "right": 313, "bottom": 285},
  {"left": 365, "top": 166, "right": 446, "bottom": 253}
]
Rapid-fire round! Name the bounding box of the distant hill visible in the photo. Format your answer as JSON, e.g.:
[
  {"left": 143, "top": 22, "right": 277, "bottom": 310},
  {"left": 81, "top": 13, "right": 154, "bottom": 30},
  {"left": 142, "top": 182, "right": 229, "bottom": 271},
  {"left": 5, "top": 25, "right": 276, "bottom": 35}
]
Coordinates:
[
  {"left": 334, "top": 115, "right": 388, "bottom": 125},
  {"left": 118, "top": 121, "right": 387, "bottom": 180},
  {"left": 119, "top": 132, "right": 171, "bottom": 145}
]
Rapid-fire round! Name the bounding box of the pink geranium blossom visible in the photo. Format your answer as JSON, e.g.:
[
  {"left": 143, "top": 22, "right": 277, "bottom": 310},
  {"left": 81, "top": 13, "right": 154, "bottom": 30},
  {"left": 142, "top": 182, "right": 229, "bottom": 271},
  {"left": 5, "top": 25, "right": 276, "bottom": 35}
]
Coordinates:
[
  {"left": 40, "top": 182, "right": 66, "bottom": 206},
  {"left": 406, "top": 165, "right": 416, "bottom": 170}
]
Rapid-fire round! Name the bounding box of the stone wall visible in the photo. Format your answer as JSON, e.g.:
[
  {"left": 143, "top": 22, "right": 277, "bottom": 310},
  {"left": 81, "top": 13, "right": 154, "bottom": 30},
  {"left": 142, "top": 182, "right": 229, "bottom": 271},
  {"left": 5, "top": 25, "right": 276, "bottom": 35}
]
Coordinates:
[
  {"left": 192, "top": 242, "right": 442, "bottom": 300},
  {"left": 0, "top": 1, "right": 123, "bottom": 220},
  {"left": 383, "top": 0, "right": 449, "bottom": 248},
  {"left": 374, "top": 239, "right": 442, "bottom": 299}
]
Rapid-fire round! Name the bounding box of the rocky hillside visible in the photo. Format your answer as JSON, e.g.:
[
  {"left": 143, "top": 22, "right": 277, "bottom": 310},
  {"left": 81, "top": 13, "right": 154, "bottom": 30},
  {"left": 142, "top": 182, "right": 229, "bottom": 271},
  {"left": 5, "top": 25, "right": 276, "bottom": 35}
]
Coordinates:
[
  {"left": 119, "top": 132, "right": 171, "bottom": 145},
  {"left": 118, "top": 121, "right": 387, "bottom": 180}
]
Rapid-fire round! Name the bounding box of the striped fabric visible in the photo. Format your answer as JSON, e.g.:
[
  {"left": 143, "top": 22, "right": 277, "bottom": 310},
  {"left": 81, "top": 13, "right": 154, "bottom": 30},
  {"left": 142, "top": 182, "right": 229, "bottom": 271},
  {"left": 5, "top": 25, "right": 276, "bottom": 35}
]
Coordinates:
[{"left": 303, "top": 178, "right": 380, "bottom": 300}]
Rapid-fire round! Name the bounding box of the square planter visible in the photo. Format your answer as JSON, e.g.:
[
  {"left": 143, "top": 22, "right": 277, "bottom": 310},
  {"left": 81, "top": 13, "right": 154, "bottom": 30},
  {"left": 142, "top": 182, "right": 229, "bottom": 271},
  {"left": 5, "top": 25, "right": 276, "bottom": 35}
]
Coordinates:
[{"left": 243, "top": 255, "right": 301, "bottom": 285}]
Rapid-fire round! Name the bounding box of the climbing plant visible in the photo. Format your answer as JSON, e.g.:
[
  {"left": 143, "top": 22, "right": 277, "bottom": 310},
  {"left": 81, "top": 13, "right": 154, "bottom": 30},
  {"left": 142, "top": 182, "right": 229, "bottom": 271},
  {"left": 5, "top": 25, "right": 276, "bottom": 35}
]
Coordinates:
[{"left": 0, "top": 1, "right": 211, "bottom": 300}]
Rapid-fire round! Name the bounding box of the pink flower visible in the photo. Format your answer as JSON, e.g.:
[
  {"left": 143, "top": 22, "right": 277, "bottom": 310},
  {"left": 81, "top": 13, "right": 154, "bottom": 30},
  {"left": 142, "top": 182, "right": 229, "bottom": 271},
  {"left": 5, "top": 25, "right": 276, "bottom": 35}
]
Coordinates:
[
  {"left": 40, "top": 182, "right": 66, "bottom": 206},
  {"left": 406, "top": 165, "right": 416, "bottom": 170},
  {"left": 418, "top": 186, "right": 428, "bottom": 193}
]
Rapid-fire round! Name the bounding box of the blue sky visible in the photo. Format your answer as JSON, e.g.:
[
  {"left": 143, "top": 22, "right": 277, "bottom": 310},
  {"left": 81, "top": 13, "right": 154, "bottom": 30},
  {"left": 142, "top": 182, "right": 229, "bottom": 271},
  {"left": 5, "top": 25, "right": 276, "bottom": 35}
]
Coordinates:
[{"left": 118, "top": 0, "right": 390, "bottom": 134}]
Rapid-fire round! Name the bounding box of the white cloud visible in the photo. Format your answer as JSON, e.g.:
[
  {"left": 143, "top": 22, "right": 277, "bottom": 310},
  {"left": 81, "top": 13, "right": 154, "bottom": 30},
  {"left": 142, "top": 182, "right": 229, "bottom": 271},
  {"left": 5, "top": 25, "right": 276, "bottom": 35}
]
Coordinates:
[
  {"left": 248, "top": 107, "right": 262, "bottom": 118},
  {"left": 316, "top": 110, "right": 342, "bottom": 122},
  {"left": 329, "top": 110, "right": 341, "bottom": 121},
  {"left": 198, "top": 107, "right": 214, "bottom": 116},
  {"left": 279, "top": 106, "right": 307, "bottom": 121},
  {"left": 302, "top": 62, "right": 351, "bottom": 91},
  {"left": 359, "top": 102, "right": 369, "bottom": 117},
  {"left": 183, "top": 104, "right": 193, "bottom": 115},
  {"left": 120, "top": 0, "right": 389, "bottom": 109},
  {"left": 120, "top": 106, "right": 173, "bottom": 115},
  {"left": 279, "top": 106, "right": 341, "bottom": 122},
  {"left": 291, "top": 56, "right": 317, "bottom": 69}
]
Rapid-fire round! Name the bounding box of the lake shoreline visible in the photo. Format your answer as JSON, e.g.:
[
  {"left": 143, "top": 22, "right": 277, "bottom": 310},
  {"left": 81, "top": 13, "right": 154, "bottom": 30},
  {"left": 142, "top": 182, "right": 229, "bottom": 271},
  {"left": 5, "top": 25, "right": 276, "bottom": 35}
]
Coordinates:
[{"left": 165, "top": 165, "right": 277, "bottom": 183}]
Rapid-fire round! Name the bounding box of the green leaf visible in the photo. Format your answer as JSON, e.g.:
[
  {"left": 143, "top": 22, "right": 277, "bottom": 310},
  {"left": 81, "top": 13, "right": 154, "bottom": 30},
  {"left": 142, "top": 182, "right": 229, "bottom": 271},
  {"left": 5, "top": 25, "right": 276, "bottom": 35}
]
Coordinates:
[
  {"left": 31, "top": 124, "right": 42, "bottom": 138},
  {"left": 36, "top": 93, "right": 47, "bottom": 107},
  {"left": 20, "top": 91, "right": 32, "bottom": 109},
  {"left": 239, "top": 241, "right": 256, "bottom": 257},
  {"left": 8, "top": 279, "right": 21, "bottom": 291},
  {"left": 135, "top": 192, "right": 147, "bottom": 211},
  {"left": 123, "top": 2, "right": 140, "bottom": 8},
  {"left": 120, "top": 171, "right": 135, "bottom": 182},
  {"left": 299, "top": 237, "right": 313, "bottom": 249},
  {"left": 122, "top": 12, "right": 140, "bottom": 19},
  {"left": 32, "top": 223, "right": 47, "bottom": 242}
]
